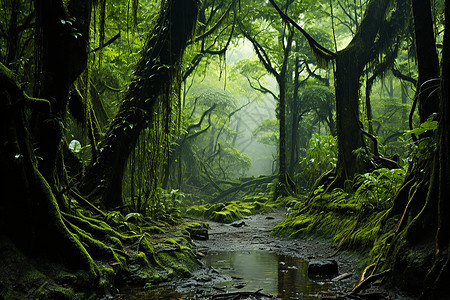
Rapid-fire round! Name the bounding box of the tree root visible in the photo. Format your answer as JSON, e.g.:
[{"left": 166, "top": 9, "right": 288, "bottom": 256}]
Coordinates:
[{"left": 351, "top": 269, "right": 391, "bottom": 294}]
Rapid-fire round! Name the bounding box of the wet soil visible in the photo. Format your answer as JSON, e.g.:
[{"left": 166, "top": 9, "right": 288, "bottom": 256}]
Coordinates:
[
  {"left": 117, "top": 211, "right": 413, "bottom": 299},
  {"left": 192, "top": 211, "right": 361, "bottom": 290},
  {"left": 195, "top": 211, "right": 360, "bottom": 276}
]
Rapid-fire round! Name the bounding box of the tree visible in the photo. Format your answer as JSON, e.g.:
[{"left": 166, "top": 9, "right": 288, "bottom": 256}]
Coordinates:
[
  {"left": 79, "top": 0, "right": 199, "bottom": 208},
  {"left": 31, "top": 0, "right": 91, "bottom": 195},
  {"left": 269, "top": 0, "right": 409, "bottom": 188},
  {"left": 0, "top": 0, "right": 200, "bottom": 292},
  {"left": 372, "top": 0, "right": 449, "bottom": 296}
]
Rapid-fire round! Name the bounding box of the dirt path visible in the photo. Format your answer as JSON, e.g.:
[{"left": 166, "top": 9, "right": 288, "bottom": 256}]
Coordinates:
[
  {"left": 119, "top": 211, "right": 413, "bottom": 299},
  {"left": 195, "top": 212, "right": 359, "bottom": 268},
  {"left": 177, "top": 211, "right": 363, "bottom": 298}
]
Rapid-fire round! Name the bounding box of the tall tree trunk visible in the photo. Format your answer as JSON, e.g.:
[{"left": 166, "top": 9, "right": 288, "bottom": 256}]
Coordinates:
[
  {"left": 288, "top": 51, "right": 300, "bottom": 177},
  {"left": 0, "top": 63, "right": 97, "bottom": 277},
  {"left": 80, "top": 0, "right": 198, "bottom": 208},
  {"left": 0, "top": 0, "right": 97, "bottom": 275},
  {"left": 276, "top": 29, "right": 294, "bottom": 197},
  {"left": 433, "top": 1, "right": 450, "bottom": 291},
  {"left": 333, "top": 0, "right": 391, "bottom": 185},
  {"left": 377, "top": 0, "right": 446, "bottom": 296},
  {"left": 412, "top": 0, "right": 440, "bottom": 122},
  {"left": 32, "top": 0, "right": 91, "bottom": 189}
]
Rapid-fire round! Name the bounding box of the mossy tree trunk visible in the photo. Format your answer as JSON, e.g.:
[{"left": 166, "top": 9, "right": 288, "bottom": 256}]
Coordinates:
[
  {"left": 333, "top": 0, "right": 391, "bottom": 186},
  {"left": 377, "top": 0, "right": 449, "bottom": 297},
  {"left": 288, "top": 51, "right": 301, "bottom": 178},
  {"left": 412, "top": 0, "right": 441, "bottom": 123},
  {"left": 32, "top": 0, "right": 91, "bottom": 191},
  {"left": 79, "top": 0, "right": 198, "bottom": 209},
  {"left": 0, "top": 64, "right": 98, "bottom": 278},
  {"left": 0, "top": 0, "right": 98, "bottom": 277}
]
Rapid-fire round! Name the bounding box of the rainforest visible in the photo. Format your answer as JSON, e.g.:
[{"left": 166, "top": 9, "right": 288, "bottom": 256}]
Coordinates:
[{"left": 0, "top": 0, "right": 449, "bottom": 299}]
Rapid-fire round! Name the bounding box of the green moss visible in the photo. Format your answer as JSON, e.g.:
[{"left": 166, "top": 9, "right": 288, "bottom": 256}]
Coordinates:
[
  {"left": 271, "top": 190, "right": 396, "bottom": 269},
  {"left": 186, "top": 201, "right": 274, "bottom": 223},
  {"left": 182, "top": 221, "right": 209, "bottom": 230},
  {"left": 143, "top": 226, "right": 166, "bottom": 234},
  {"left": 106, "top": 236, "right": 123, "bottom": 249},
  {"left": 34, "top": 282, "right": 75, "bottom": 300},
  {"left": 156, "top": 248, "right": 199, "bottom": 279},
  {"left": 272, "top": 215, "right": 314, "bottom": 237}
]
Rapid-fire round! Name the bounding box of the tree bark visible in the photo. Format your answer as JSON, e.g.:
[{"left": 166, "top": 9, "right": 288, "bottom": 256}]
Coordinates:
[
  {"left": 79, "top": 0, "right": 198, "bottom": 208},
  {"left": 0, "top": 63, "right": 97, "bottom": 276},
  {"left": 333, "top": 0, "right": 391, "bottom": 185},
  {"left": 288, "top": 49, "right": 300, "bottom": 177},
  {"left": 376, "top": 1, "right": 447, "bottom": 296},
  {"left": 32, "top": 0, "right": 91, "bottom": 188},
  {"left": 412, "top": 0, "right": 440, "bottom": 123}
]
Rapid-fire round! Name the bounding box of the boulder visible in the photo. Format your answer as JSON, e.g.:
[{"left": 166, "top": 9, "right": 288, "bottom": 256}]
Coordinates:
[{"left": 308, "top": 259, "right": 338, "bottom": 276}]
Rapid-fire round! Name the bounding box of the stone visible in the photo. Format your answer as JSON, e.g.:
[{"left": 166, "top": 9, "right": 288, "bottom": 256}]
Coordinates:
[
  {"left": 188, "top": 228, "right": 209, "bottom": 240},
  {"left": 308, "top": 259, "right": 338, "bottom": 276},
  {"left": 230, "top": 220, "right": 246, "bottom": 227}
]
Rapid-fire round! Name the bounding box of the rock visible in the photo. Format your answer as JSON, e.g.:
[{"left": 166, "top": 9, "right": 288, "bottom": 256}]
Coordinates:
[
  {"left": 230, "top": 220, "right": 246, "bottom": 227},
  {"left": 308, "top": 259, "right": 338, "bottom": 276},
  {"left": 188, "top": 228, "right": 209, "bottom": 240}
]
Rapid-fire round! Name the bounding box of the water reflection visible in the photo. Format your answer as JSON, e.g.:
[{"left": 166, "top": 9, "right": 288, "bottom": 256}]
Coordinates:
[
  {"left": 205, "top": 250, "right": 333, "bottom": 299},
  {"left": 117, "top": 250, "right": 336, "bottom": 299}
]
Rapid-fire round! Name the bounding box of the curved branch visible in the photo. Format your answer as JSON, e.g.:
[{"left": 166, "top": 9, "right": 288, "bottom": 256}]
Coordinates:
[
  {"left": 240, "top": 23, "right": 279, "bottom": 80},
  {"left": 268, "top": 0, "right": 337, "bottom": 61},
  {"left": 186, "top": 104, "right": 217, "bottom": 132},
  {"left": 392, "top": 66, "right": 417, "bottom": 86},
  {"left": 246, "top": 77, "right": 279, "bottom": 101},
  {"left": 190, "top": 0, "right": 238, "bottom": 44}
]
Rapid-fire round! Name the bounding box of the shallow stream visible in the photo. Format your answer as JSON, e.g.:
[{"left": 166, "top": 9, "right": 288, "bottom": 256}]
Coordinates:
[{"left": 118, "top": 249, "right": 337, "bottom": 299}]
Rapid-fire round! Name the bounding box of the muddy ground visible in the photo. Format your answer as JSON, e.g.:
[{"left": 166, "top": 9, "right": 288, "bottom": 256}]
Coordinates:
[
  {"left": 117, "top": 211, "right": 414, "bottom": 299},
  {"left": 191, "top": 211, "right": 361, "bottom": 294}
]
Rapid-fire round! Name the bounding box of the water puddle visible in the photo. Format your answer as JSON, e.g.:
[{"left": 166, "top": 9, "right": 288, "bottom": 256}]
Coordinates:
[
  {"left": 117, "top": 250, "right": 338, "bottom": 299},
  {"left": 203, "top": 250, "right": 334, "bottom": 299}
]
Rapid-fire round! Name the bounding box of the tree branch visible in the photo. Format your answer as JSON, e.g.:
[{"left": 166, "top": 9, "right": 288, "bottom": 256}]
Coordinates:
[
  {"left": 268, "top": 0, "right": 337, "bottom": 61},
  {"left": 240, "top": 23, "right": 280, "bottom": 80},
  {"left": 90, "top": 32, "right": 121, "bottom": 53},
  {"left": 392, "top": 66, "right": 417, "bottom": 86}
]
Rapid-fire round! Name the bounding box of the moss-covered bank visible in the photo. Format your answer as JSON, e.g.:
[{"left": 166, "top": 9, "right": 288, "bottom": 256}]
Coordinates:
[
  {"left": 272, "top": 191, "right": 398, "bottom": 266},
  {"left": 271, "top": 186, "right": 436, "bottom": 296},
  {"left": 0, "top": 217, "right": 206, "bottom": 299},
  {"left": 186, "top": 201, "right": 276, "bottom": 223}
]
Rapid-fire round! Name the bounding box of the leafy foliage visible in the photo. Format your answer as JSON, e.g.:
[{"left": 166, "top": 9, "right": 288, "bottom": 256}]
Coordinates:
[
  {"left": 298, "top": 134, "right": 337, "bottom": 188},
  {"left": 252, "top": 118, "right": 279, "bottom": 146},
  {"left": 353, "top": 168, "right": 405, "bottom": 211},
  {"left": 151, "top": 188, "right": 185, "bottom": 221}
]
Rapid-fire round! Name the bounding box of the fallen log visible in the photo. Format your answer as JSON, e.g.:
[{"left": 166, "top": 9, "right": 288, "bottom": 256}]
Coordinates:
[{"left": 211, "top": 175, "right": 277, "bottom": 202}]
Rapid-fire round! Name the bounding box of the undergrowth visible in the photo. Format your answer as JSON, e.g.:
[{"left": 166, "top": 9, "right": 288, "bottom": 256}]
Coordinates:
[
  {"left": 272, "top": 167, "right": 406, "bottom": 266},
  {"left": 186, "top": 201, "right": 276, "bottom": 223},
  {"left": 0, "top": 198, "right": 207, "bottom": 299}
]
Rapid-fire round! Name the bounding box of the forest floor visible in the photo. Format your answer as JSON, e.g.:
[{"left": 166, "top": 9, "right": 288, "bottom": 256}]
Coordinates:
[{"left": 116, "top": 211, "right": 414, "bottom": 299}]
